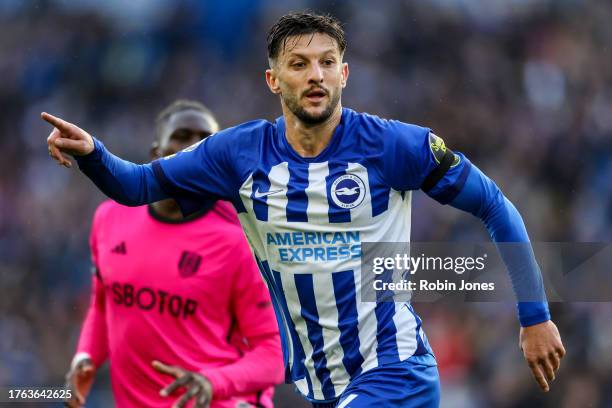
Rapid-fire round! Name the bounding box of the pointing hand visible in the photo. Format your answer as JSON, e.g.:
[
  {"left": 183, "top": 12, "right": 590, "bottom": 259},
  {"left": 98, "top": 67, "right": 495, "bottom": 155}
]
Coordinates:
[{"left": 42, "top": 112, "right": 95, "bottom": 168}]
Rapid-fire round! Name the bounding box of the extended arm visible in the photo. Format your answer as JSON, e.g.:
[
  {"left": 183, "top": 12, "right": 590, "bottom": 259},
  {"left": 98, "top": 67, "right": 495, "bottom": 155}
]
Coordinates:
[
  {"left": 449, "top": 165, "right": 549, "bottom": 326},
  {"left": 43, "top": 112, "right": 239, "bottom": 215},
  {"left": 383, "top": 123, "right": 566, "bottom": 392},
  {"left": 43, "top": 112, "right": 167, "bottom": 205},
  {"left": 444, "top": 164, "right": 565, "bottom": 392},
  {"left": 76, "top": 139, "right": 167, "bottom": 206},
  {"left": 381, "top": 123, "right": 552, "bottom": 322}
]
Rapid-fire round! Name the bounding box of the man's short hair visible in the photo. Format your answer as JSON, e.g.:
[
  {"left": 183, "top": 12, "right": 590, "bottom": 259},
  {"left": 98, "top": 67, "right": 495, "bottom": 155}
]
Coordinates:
[
  {"left": 155, "top": 99, "right": 216, "bottom": 141},
  {"left": 267, "top": 11, "right": 346, "bottom": 62}
]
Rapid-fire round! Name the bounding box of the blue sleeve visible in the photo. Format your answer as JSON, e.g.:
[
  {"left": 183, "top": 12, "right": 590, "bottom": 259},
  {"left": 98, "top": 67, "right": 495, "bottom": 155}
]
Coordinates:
[
  {"left": 450, "top": 164, "right": 551, "bottom": 327},
  {"left": 377, "top": 119, "right": 549, "bottom": 326},
  {"left": 75, "top": 138, "right": 167, "bottom": 206},
  {"left": 380, "top": 121, "right": 471, "bottom": 203},
  {"left": 151, "top": 121, "right": 265, "bottom": 215}
]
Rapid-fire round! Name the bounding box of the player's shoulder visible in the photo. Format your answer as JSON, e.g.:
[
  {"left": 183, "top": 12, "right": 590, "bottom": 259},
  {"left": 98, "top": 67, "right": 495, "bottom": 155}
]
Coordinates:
[
  {"left": 209, "top": 119, "right": 274, "bottom": 147},
  {"left": 347, "top": 108, "right": 430, "bottom": 141},
  {"left": 93, "top": 200, "right": 143, "bottom": 223},
  {"left": 193, "top": 203, "right": 249, "bottom": 249},
  {"left": 210, "top": 200, "right": 241, "bottom": 225},
  {"left": 91, "top": 200, "right": 121, "bottom": 236},
  {"left": 93, "top": 199, "right": 119, "bottom": 221}
]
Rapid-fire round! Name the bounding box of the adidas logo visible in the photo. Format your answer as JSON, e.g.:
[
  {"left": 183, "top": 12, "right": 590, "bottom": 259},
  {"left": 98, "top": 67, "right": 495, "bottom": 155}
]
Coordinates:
[{"left": 111, "top": 241, "right": 126, "bottom": 255}]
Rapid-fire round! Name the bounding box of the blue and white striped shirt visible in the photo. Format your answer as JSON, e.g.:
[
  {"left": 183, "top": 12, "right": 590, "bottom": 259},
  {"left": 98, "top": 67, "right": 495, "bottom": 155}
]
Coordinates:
[{"left": 151, "top": 108, "right": 470, "bottom": 401}]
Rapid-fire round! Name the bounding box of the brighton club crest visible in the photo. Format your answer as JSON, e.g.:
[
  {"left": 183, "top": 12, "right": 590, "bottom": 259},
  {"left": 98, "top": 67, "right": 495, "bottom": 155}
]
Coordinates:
[{"left": 331, "top": 174, "right": 366, "bottom": 209}]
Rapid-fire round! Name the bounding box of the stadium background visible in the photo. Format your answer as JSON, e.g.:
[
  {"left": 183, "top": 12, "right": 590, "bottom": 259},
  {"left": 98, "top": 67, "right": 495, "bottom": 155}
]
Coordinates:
[{"left": 1, "top": 0, "right": 611, "bottom": 406}]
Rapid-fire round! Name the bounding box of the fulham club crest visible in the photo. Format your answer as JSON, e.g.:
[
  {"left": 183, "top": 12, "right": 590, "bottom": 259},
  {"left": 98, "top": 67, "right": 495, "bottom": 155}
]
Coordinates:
[{"left": 178, "top": 251, "right": 202, "bottom": 277}]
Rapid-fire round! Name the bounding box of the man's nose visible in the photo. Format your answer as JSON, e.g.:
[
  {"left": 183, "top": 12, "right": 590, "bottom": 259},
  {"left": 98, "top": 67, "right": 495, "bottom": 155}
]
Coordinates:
[{"left": 308, "top": 63, "right": 324, "bottom": 83}]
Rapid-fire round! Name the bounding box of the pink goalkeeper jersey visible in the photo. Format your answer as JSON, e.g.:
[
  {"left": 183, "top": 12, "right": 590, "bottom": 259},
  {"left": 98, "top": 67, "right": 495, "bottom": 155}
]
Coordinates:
[{"left": 76, "top": 200, "right": 284, "bottom": 408}]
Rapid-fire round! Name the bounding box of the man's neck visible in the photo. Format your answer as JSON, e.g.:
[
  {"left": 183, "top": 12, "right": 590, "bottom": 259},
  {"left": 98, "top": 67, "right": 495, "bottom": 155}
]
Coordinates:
[
  {"left": 283, "top": 104, "right": 343, "bottom": 158},
  {"left": 150, "top": 199, "right": 183, "bottom": 221}
]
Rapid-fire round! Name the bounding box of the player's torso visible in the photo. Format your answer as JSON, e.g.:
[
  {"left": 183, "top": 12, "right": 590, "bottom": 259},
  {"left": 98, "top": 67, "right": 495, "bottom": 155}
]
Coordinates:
[
  {"left": 236, "top": 112, "right": 413, "bottom": 271},
  {"left": 231, "top": 111, "right": 426, "bottom": 400},
  {"left": 93, "top": 203, "right": 246, "bottom": 401},
  {"left": 95, "top": 205, "right": 233, "bottom": 330}
]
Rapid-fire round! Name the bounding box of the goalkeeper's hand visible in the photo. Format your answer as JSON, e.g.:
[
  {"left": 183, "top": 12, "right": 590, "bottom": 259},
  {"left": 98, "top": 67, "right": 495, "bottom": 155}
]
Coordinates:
[
  {"left": 64, "top": 356, "right": 96, "bottom": 407},
  {"left": 152, "top": 360, "right": 213, "bottom": 408},
  {"left": 520, "top": 320, "right": 566, "bottom": 392}
]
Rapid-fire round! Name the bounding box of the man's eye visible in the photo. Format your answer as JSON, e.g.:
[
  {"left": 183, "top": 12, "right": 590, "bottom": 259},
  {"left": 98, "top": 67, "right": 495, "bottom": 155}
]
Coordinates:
[
  {"left": 292, "top": 62, "right": 305, "bottom": 68},
  {"left": 324, "top": 60, "right": 334, "bottom": 65},
  {"left": 173, "top": 132, "right": 190, "bottom": 141}
]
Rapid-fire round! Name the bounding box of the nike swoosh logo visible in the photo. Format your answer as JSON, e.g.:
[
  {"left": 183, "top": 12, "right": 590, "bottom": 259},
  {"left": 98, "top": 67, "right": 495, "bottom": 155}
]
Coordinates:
[{"left": 254, "top": 188, "right": 283, "bottom": 198}]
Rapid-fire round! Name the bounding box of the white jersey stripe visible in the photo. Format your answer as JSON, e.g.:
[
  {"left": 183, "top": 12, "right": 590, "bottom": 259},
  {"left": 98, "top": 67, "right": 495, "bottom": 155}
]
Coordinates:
[
  {"left": 306, "top": 162, "right": 331, "bottom": 224},
  {"left": 313, "top": 273, "right": 350, "bottom": 395},
  {"left": 266, "top": 162, "right": 290, "bottom": 224},
  {"left": 355, "top": 270, "right": 379, "bottom": 373},
  {"left": 279, "top": 271, "right": 324, "bottom": 400},
  {"left": 393, "top": 303, "right": 418, "bottom": 360}
]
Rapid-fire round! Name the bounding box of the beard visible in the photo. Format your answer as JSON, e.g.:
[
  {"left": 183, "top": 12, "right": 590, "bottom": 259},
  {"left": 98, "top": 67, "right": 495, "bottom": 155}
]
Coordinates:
[{"left": 281, "top": 87, "right": 341, "bottom": 125}]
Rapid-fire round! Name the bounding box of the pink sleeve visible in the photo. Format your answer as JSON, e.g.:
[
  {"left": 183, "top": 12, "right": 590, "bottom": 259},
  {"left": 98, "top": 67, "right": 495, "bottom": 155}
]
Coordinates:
[
  {"left": 75, "top": 204, "right": 110, "bottom": 368},
  {"left": 76, "top": 273, "right": 109, "bottom": 368},
  {"left": 199, "top": 239, "right": 284, "bottom": 398}
]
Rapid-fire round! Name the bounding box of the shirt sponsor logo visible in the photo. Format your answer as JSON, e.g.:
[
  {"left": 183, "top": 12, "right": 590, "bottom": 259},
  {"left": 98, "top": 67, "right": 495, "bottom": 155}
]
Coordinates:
[
  {"left": 331, "top": 174, "right": 366, "bottom": 209},
  {"left": 109, "top": 282, "right": 198, "bottom": 319},
  {"left": 266, "top": 231, "right": 362, "bottom": 262}
]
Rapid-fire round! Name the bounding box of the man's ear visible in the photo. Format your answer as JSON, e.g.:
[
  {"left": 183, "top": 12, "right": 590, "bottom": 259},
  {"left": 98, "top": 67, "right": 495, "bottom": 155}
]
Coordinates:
[
  {"left": 266, "top": 68, "right": 281, "bottom": 94},
  {"left": 341, "top": 62, "right": 349, "bottom": 88}
]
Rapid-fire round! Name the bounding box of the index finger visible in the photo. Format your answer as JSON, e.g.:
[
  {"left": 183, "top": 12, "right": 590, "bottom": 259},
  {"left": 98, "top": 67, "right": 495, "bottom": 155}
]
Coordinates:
[
  {"left": 152, "top": 360, "right": 182, "bottom": 377},
  {"left": 41, "top": 112, "right": 73, "bottom": 133}
]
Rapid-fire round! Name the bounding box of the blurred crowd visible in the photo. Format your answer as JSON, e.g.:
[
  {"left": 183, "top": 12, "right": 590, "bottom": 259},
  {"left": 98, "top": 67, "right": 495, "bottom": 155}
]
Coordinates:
[{"left": 0, "top": 0, "right": 610, "bottom": 407}]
